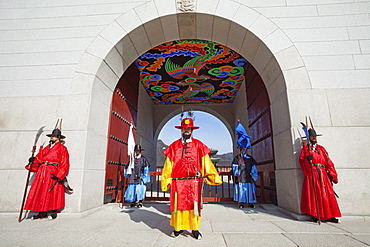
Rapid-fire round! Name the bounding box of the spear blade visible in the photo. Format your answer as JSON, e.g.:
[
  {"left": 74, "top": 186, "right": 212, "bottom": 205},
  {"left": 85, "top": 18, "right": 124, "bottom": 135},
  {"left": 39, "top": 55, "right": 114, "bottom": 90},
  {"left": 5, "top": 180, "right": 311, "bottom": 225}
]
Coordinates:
[{"left": 33, "top": 126, "right": 46, "bottom": 146}]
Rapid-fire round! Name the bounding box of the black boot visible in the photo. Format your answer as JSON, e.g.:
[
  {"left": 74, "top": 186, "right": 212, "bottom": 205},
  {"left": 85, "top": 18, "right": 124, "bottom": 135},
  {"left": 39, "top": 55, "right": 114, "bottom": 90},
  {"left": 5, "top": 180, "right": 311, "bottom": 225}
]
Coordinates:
[
  {"left": 31, "top": 212, "right": 46, "bottom": 220},
  {"left": 192, "top": 230, "right": 202, "bottom": 240},
  {"left": 48, "top": 210, "right": 57, "bottom": 220},
  {"left": 328, "top": 217, "right": 340, "bottom": 223},
  {"left": 171, "top": 230, "right": 183, "bottom": 237},
  {"left": 137, "top": 200, "right": 143, "bottom": 208},
  {"left": 48, "top": 213, "right": 57, "bottom": 220},
  {"left": 249, "top": 203, "right": 255, "bottom": 208},
  {"left": 31, "top": 214, "right": 40, "bottom": 220},
  {"left": 312, "top": 216, "right": 318, "bottom": 223},
  {"left": 130, "top": 201, "right": 138, "bottom": 207}
]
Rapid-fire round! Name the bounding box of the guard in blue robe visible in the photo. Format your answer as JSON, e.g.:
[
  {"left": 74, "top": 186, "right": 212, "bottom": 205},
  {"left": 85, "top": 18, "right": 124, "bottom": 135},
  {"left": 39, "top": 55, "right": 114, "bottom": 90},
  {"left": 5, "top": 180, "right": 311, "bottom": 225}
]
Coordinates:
[
  {"left": 232, "top": 147, "right": 258, "bottom": 208},
  {"left": 124, "top": 144, "right": 150, "bottom": 208}
]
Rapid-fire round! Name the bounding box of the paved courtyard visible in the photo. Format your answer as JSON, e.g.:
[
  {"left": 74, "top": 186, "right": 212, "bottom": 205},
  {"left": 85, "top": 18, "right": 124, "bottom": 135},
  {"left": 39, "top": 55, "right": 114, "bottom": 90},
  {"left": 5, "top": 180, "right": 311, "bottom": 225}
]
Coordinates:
[{"left": 1, "top": 202, "right": 370, "bottom": 247}]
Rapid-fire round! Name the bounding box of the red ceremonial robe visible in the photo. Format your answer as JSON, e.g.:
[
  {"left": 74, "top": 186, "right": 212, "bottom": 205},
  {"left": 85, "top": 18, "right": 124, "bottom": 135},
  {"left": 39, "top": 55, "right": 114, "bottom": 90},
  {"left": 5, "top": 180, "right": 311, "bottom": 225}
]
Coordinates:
[
  {"left": 162, "top": 138, "right": 221, "bottom": 231},
  {"left": 24, "top": 142, "right": 70, "bottom": 212},
  {"left": 299, "top": 143, "right": 341, "bottom": 220},
  {"left": 163, "top": 138, "right": 220, "bottom": 211}
]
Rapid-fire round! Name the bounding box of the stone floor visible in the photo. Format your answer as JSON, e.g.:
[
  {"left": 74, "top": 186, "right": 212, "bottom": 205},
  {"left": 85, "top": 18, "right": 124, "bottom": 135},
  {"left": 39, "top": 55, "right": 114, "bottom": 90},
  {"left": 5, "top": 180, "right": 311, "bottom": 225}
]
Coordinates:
[{"left": 1, "top": 202, "right": 370, "bottom": 247}]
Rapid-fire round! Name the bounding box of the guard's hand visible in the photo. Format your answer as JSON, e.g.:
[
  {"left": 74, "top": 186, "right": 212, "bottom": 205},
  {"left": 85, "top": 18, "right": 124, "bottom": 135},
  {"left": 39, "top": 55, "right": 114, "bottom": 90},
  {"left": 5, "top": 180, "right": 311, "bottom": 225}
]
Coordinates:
[
  {"left": 51, "top": 175, "right": 60, "bottom": 182},
  {"left": 28, "top": 157, "right": 35, "bottom": 163},
  {"left": 306, "top": 155, "right": 313, "bottom": 161}
]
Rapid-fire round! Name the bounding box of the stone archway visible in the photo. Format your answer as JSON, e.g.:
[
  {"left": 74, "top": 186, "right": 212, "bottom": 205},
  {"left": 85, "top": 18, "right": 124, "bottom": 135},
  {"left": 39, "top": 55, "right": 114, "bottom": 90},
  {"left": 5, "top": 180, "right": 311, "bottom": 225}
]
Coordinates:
[{"left": 73, "top": 0, "right": 309, "bottom": 214}]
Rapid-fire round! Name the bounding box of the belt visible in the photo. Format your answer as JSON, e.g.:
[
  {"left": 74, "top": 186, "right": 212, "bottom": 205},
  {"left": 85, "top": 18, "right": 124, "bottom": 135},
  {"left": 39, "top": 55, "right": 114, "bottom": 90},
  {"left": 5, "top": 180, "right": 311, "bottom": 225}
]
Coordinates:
[
  {"left": 172, "top": 176, "right": 205, "bottom": 180},
  {"left": 44, "top": 161, "right": 59, "bottom": 167},
  {"left": 312, "top": 164, "right": 325, "bottom": 168}
]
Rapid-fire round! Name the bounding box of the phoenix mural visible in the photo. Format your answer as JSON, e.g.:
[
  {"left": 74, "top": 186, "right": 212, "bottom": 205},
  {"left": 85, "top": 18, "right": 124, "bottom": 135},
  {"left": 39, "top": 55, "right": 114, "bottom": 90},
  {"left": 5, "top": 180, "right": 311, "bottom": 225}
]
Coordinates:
[{"left": 135, "top": 39, "right": 248, "bottom": 105}]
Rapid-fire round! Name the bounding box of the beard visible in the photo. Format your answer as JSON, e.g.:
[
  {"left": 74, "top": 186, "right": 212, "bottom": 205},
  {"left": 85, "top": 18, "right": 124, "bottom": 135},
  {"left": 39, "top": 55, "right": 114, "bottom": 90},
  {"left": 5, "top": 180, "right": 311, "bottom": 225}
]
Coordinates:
[
  {"left": 182, "top": 132, "right": 191, "bottom": 140},
  {"left": 310, "top": 140, "right": 317, "bottom": 145},
  {"left": 49, "top": 140, "right": 56, "bottom": 145}
]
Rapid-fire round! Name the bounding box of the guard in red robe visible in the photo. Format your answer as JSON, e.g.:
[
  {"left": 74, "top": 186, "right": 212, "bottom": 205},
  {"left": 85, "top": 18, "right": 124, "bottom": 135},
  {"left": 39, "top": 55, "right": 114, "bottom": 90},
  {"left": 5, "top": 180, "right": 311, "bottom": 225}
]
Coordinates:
[
  {"left": 24, "top": 128, "right": 70, "bottom": 220},
  {"left": 161, "top": 117, "right": 222, "bottom": 239},
  {"left": 299, "top": 129, "right": 341, "bottom": 223}
]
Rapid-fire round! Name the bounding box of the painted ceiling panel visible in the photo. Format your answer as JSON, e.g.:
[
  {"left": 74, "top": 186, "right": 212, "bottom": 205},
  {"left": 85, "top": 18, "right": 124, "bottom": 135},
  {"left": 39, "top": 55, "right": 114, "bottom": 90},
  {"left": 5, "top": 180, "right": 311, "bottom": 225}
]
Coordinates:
[{"left": 135, "top": 39, "right": 247, "bottom": 105}]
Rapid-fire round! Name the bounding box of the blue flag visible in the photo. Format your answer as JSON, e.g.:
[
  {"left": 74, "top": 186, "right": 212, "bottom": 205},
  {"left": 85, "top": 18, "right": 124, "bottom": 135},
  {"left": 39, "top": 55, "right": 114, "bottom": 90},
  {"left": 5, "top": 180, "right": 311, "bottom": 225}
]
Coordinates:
[
  {"left": 235, "top": 121, "right": 252, "bottom": 149},
  {"left": 300, "top": 122, "right": 309, "bottom": 139}
]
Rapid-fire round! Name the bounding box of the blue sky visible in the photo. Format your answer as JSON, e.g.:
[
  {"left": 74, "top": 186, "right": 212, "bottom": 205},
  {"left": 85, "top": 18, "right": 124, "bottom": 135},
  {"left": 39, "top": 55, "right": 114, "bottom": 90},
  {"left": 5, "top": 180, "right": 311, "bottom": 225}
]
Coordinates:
[{"left": 158, "top": 111, "right": 233, "bottom": 154}]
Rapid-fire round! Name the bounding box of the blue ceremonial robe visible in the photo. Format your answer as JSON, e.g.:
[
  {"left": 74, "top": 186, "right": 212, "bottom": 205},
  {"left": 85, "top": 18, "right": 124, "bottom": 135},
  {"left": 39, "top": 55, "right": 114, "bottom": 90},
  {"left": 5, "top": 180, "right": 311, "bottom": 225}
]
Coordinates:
[
  {"left": 232, "top": 155, "right": 258, "bottom": 203},
  {"left": 124, "top": 155, "right": 150, "bottom": 202}
]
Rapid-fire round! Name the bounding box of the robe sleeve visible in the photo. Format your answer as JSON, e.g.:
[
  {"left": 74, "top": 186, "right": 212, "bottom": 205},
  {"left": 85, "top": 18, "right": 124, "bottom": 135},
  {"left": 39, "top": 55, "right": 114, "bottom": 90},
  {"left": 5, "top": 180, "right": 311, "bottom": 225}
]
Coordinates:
[
  {"left": 251, "top": 165, "right": 258, "bottom": 182},
  {"left": 124, "top": 167, "right": 131, "bottom": 178},
  {"left": 231, "top": 156, "right": 239, "bottom": 176},
  {"left": 322, "top": 146, "right": 338, "bottom": 184},
  {"left": 299, "top": 144, "right": 312, "bottom": 177},
  {"left": 232, "top": 164, "right": 239, "bottom": 177},
  {"left": 161, "top": 156, "right": 174, "bottom": 191},
  {"left": 142, "top": 166, "right": 150, "bottom": 184},
  {"left": 54, "top": 146, "right": 70, "bottom": 180},
  {"left": 202, "top": 154, "right": 222, "bottom": 185}
]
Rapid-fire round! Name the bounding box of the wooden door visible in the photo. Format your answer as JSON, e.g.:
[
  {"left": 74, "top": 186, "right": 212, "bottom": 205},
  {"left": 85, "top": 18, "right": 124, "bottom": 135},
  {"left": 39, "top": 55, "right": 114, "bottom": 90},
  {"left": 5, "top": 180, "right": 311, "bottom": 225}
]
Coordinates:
[
  {"left": 104, "top": 64, "right": 139, "bottom": 203},
  {"left": 245, "top": 63, "right": 277, "bottom": 204}
]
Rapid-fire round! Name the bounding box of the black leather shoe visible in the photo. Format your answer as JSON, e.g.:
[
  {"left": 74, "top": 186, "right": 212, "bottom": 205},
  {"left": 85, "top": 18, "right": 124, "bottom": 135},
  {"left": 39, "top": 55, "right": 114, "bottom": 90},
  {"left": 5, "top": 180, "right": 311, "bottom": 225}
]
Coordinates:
[
  {"left": 192, "top": 230, "right": 202, "bottom": 240},
  {"left": 312, "top": 216, "right": 318, "bottom": 223},
  {"left": 31, "top": 214, "right": 41, "bottom": 220},
  {"left": 239, "top": 204, "right": 244, "bottom": 208},
  {"left": 31, "top": 212, "right": 46, "bottom": 220},
  {"left": 249, "top": 203, "right": 255, "bottom": 208},
  {"left": 171, "top": 230, "right": 183, "bottom": 237},
  {"left": 48, "top": 213, "right": 57, "bottom": 220},
  {"left": 328, "top": 217, "right": 340, "bottom": 223}
]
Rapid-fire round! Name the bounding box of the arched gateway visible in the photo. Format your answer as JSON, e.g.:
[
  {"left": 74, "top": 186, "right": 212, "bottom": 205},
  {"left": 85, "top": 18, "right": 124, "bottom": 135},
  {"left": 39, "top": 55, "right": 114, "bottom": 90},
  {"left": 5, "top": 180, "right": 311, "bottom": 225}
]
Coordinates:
[{"left": 74, "top": 1, "right": 308, "bottom": 214}]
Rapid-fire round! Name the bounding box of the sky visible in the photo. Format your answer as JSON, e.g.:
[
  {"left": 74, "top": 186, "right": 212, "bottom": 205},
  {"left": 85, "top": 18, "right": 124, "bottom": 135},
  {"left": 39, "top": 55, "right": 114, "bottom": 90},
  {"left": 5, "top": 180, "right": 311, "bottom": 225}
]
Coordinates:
[{"left": 158, "top": 111, "right": 233, "bottom": 154}]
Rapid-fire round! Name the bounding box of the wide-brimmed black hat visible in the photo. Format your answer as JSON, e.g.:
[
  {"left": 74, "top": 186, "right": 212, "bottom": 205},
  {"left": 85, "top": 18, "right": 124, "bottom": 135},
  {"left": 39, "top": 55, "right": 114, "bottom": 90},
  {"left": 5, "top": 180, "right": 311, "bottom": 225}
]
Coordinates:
[
  {"left": 134, "top": 144, "right": 144, "bottom": 151},
  {"left": 46, "top": 129, "right": 66, "bottom": 139},
  {"left": 308, "top": 129, "right": 322, "bottom": 137}
]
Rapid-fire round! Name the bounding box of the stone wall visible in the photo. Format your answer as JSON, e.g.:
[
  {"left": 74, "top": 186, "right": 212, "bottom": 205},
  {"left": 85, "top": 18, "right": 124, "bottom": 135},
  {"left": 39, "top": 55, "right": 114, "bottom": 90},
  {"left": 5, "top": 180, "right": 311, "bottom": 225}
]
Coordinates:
[{"left": 0, "top": 0, "right": 369, "bottom": 216}]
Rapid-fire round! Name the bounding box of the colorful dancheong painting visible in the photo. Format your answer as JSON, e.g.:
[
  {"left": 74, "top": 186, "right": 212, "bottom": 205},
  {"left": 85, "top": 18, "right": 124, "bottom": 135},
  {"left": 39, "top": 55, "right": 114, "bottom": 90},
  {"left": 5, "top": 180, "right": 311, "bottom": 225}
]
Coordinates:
[{"left": 135, "top": 39, "right": 247, "bottom": 105}]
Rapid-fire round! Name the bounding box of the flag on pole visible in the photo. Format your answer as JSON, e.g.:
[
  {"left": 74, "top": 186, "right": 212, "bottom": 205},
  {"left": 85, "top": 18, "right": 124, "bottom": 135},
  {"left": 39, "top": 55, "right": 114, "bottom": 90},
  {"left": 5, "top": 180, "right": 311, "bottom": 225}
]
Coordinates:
[
  {"left": 235, "top": 121, "right": 252, "bottom": 149},
  {"left": 126, "top": 124, "right": 135, "bottom": 175}
]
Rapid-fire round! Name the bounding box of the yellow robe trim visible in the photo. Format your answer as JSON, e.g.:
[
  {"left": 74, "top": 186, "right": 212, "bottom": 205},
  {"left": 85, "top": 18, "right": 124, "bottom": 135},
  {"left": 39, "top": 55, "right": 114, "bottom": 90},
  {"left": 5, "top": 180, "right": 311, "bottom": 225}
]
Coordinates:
[{"left": 161, "top": 154, "right": 222, "bottom": 231}]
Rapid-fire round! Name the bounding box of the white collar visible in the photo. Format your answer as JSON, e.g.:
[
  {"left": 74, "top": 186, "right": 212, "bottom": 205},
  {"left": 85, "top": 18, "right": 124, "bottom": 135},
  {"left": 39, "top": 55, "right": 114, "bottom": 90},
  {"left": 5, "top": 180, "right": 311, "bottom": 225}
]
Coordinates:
[
  {"left": 182, "top": 137, "right": 192, "bottom": 144},
  {"left": 49, "top": 141, "right": 59, "bottom": 148}
]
